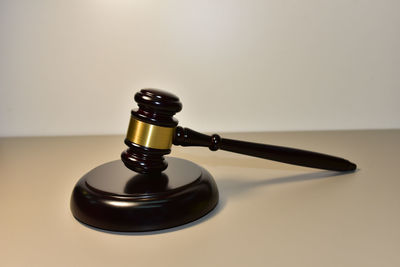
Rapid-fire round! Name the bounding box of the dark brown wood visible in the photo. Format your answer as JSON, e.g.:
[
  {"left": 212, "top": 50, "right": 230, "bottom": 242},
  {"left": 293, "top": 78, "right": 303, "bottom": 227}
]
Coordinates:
[
  {"left": 121, "top": 89, "right": 183, "bottom": 173},
  {"left": 121, "top": 141, "right": 171, "bottom": 174},
  {"left": 132, "top": 88, "right": 182, "bottom": 127},
  {"left": 122, "top": 89, "right": 357, "bottom": 173},
  {"left": 71, "top": 88, "right": 357, "bottom": 232},
  {"left": 174, "top": 127, "right": 357, "bottom": 172},
  {"left": 71, "top": 157, "right": 219, "bottom": 232}
]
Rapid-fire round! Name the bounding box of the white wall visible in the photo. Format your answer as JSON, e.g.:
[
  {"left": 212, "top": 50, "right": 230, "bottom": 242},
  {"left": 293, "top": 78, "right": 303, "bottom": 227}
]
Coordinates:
[{"left": 1, "top": 0, "right": 399, "bottom": 137}]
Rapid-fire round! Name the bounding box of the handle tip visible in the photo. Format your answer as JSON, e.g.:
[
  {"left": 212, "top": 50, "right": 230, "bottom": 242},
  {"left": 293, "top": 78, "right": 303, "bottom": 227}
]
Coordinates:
[{"left": 347, "top": 162, "right": 357, "bottom": 171}]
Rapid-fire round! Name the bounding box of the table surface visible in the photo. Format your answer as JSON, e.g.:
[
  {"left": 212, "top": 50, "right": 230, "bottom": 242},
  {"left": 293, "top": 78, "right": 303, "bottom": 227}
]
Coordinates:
[{"left": 1, "top": 130, "right": 399, "bottom": 267}]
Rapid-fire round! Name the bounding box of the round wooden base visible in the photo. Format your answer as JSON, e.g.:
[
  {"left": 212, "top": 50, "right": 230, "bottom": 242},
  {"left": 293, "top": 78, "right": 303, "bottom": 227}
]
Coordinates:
[{"left": 70, "top": 157, "right": 219, "bottom": 232}]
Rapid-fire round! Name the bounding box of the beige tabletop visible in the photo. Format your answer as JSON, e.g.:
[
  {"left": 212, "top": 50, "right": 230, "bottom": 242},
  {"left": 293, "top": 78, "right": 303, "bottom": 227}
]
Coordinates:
[{"left": 0, "top": 130, "right": 399, "bottom": 266}]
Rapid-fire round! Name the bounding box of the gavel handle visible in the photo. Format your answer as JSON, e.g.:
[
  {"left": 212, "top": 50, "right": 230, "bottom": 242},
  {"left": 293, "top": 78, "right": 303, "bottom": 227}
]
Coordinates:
[{"left": 173, "top": 127, "right": 357, "bottom": 172}]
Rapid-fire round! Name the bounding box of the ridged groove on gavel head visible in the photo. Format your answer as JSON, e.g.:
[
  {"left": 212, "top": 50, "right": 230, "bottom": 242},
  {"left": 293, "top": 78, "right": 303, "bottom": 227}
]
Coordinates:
[
  {"left": 121, "top": 143, "right": 170, "bottom": 174},
  {"left": 132, "top": 88, "right": 182, "bottom": 127},
  {"left": 121, "top": 88, "right": 183, "bottom": 174}
]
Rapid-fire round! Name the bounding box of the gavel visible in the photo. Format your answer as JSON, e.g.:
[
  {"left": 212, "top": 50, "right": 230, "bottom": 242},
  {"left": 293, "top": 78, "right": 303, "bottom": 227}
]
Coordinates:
[
  {"left": 71, "top": 88, "right": 357, "bottom": 232},
  {"left": 121, "top": 88, "right": 356, "bottom": 174}
]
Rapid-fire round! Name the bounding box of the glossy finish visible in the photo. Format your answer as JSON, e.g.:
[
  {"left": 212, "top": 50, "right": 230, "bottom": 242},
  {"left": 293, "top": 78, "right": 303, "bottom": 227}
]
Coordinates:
[
  {"left": 123, "top": 89, "right": 356, "bottom": 173},
  {"left": 121, "top": 89, "right": 182, "bottom": 173},
  {"left": 121, "top": 141, "right": 171, "bottom": 174},
  {"left": 126, "top": 117, "right": 174, "bottom": 149},
  {"left": 71, "top": 157, "right": 219, "bottom": 232},
  {"left": 174, "top": 127, "right": 357, "bottom": 172},
  {"left": 132, "top": 88, "right": 182, "bottom": 127}
]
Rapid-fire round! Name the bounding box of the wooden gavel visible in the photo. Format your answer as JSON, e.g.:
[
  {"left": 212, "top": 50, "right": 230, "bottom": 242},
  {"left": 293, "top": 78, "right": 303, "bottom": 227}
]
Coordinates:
[
  {"left": 121, "top": 88, "right": 357, "bottom": 174},
  {"left": 71, "top": 88, "right": 358, "bottom": 232}
]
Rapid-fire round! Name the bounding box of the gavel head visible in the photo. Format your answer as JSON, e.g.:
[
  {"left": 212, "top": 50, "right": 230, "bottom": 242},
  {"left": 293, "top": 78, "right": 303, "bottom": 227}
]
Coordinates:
[{"left": 121, "top": 88, "right": 182, "bottom": 174}]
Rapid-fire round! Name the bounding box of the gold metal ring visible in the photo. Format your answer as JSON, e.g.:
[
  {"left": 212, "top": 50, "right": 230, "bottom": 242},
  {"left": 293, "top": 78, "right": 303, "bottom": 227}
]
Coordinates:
[{"left": 126, "top": 117, "right": 175, "bottom": 149}]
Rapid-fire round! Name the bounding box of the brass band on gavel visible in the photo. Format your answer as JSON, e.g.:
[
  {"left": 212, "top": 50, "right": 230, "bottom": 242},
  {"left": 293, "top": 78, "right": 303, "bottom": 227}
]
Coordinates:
[{"left": 126, "top": 117, "right": 175, "bottom": 150}]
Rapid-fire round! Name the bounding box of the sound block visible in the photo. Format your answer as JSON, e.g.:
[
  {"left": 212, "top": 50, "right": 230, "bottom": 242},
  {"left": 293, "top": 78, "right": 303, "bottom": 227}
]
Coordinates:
[{"left": 70, "top": 157, "right": 219, "bottom": 232}]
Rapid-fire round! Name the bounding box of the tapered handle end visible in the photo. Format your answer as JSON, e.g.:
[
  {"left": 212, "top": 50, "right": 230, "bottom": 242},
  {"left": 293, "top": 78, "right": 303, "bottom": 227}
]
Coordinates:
[{"left": 347, "top": 161, "right": 357, "bottom": 171}]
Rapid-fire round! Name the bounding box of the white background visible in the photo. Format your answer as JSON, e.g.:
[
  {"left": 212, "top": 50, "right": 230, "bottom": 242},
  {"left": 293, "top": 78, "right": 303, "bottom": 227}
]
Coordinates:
[{"left": 1, "top": 0, "right": 399, "bottom": 137}]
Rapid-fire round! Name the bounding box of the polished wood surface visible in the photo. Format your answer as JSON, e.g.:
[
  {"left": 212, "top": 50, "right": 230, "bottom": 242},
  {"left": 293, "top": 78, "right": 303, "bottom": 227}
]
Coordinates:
[
  {"left": 131, "top": 88, "right": 182, "bottom": 127},
  {"left": 123, "top": 89, "right": 356, "bottom": 173},
  {"left": 1, "top": 130, "right": 399, "bottom": 266},
  {"left": 71, "top": 158, "right": 218, "bottom": 232},
  {"left": 174, "top": 127, "right": 356, "bottom": 171}
]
